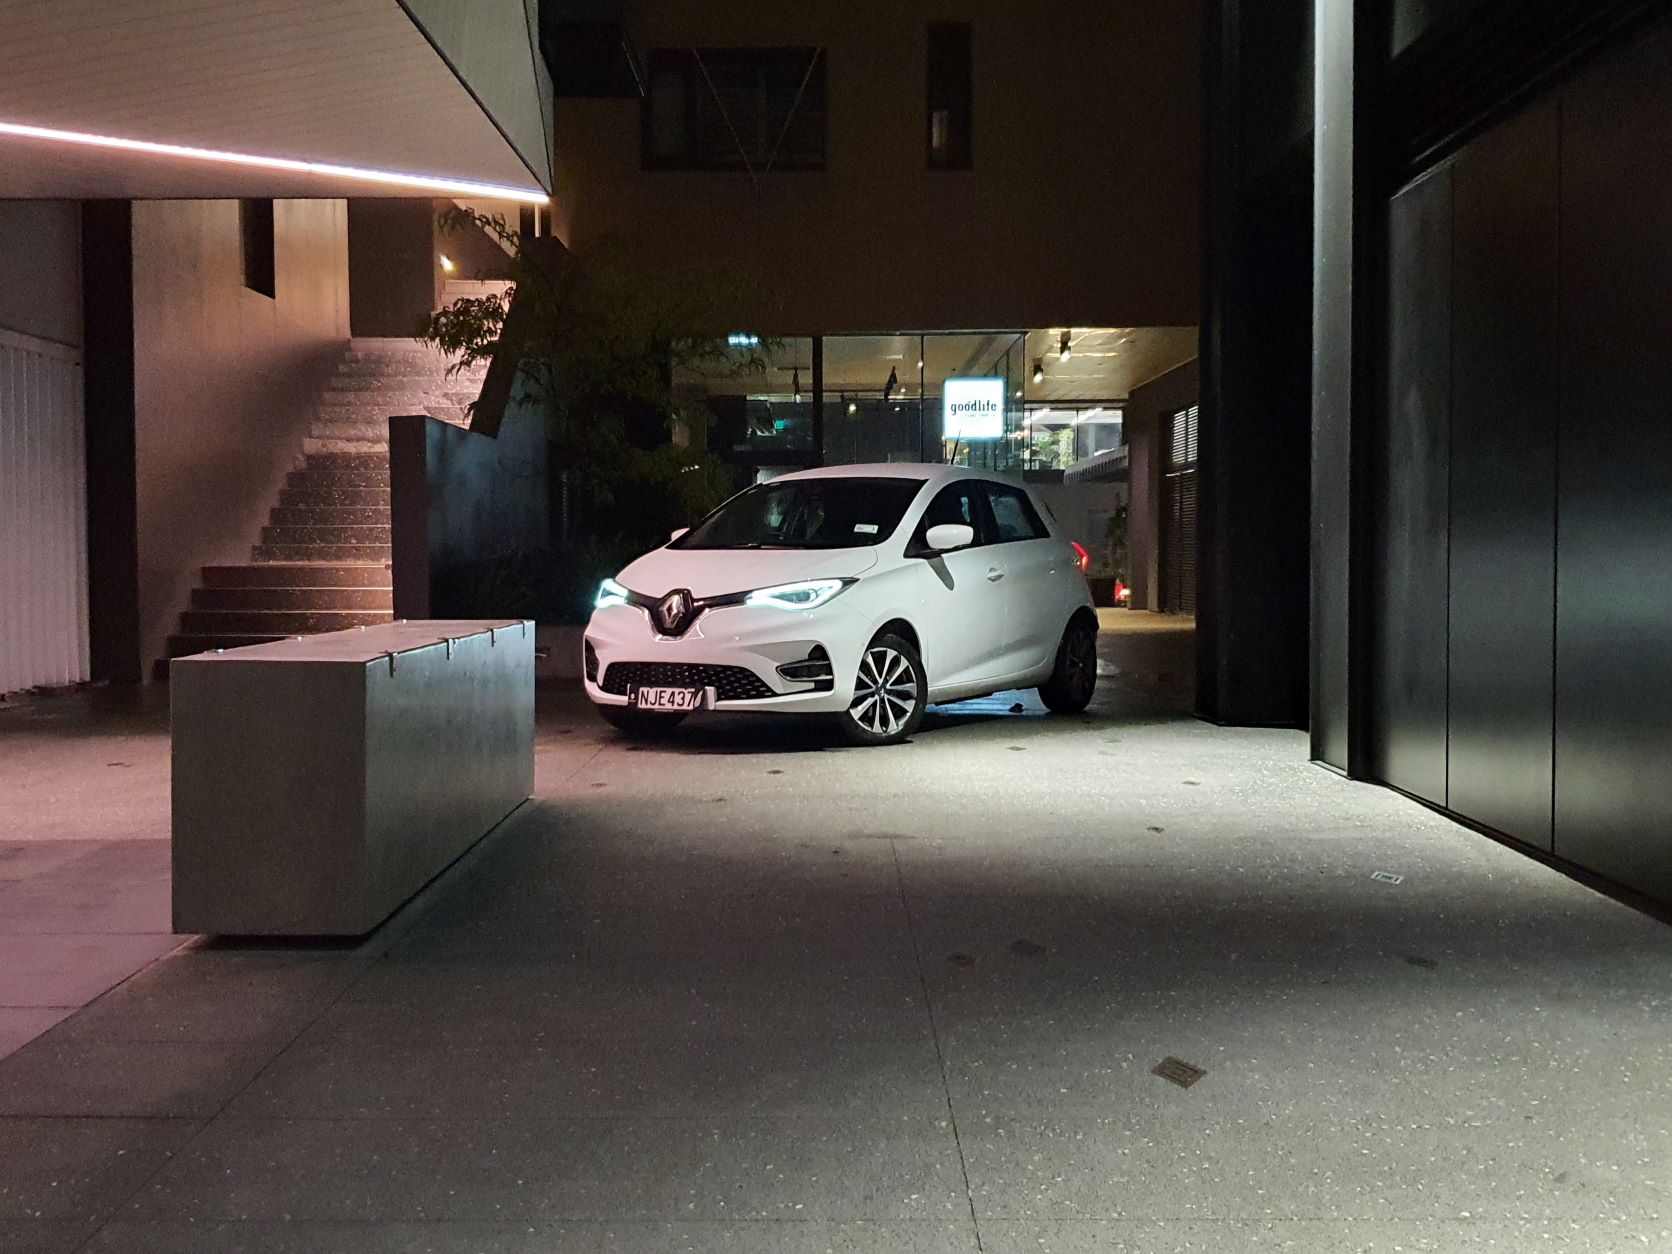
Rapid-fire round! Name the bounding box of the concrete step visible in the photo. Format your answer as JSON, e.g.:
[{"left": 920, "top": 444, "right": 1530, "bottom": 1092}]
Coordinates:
[
  {"left": 202, "top": 563, "right": 391, "bottom": 589},
  {"left": 253, "top": 543, "right": 393, "bottom": 562},
  {"left": 288, "top": 454, "right": 389, "bottom": 489},
  {"left": 336, "top": 359, "right": 485, "bottom": 380},
  {"left": 315, "top": 399, "right": 443, "bottom": 418},
  {"left": 306, "top": 420, "right": 389, "bottom": 442},
  {"left": 261, "top": 523, "right": 391, "bottom": 546},
  {"left": 325, "top": 375, "right": 452, "bottom": 395},
  {"left": 314, "top": 407, "right": 467, "bottom": 430},
  {"left": 348, "top": 336, "right": 443, "bottom": 353},
  {"left": 167, "top": 634, "right": 286, "bottom": 659},
  {"left": 303, "top": 436, "right": 390, "bottom": 455},
  {"left": 180, "top": 608, "right": 394, "bottom": 635},
  {"left": 269, "top": 505, "right": 389, "bottom": 527},
  {"left": 277, "top": 487, "right": 390, "bottom": 509},
  {"left": 191, "top": 585, "right": 394, "bottom": 611},
  {"left": 319, "top": 385, "right": 445, "bottom": 400}
]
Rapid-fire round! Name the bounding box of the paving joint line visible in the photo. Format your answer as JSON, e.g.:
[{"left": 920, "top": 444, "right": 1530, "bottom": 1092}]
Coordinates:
[
  {"left": 891, "top": 835, "right": 984, "bottom": 1254},
  {"left": 63, "top": 743, "right": 600, "bottom": 1253}
]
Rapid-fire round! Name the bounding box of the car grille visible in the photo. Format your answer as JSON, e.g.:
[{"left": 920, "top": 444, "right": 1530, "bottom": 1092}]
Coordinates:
[{"left": 599, "top": 662, "right": 776, "bottom": 702}]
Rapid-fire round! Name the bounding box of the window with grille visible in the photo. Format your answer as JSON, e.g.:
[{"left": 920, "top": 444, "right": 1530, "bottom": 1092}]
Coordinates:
[
  {"left": 643, "top": 48, "right": 826, "bottom": 172},
  {"left": 1162, "top": 404, "right": 1200, "bottom": 614},
  {"left": 1169, "top": 403, "right": 1199, "bottom": 468}
]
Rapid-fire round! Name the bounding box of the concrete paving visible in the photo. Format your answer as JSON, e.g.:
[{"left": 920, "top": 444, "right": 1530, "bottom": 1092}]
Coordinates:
[
  {"left": 0, "top": 688, "right": 181, "bottom": 1062},
  {"left": 2, "top": 612, "right": 1671, "bottom": 1251}
]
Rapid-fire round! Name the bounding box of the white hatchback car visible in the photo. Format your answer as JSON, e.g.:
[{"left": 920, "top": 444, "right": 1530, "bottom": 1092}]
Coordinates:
[{"left": 583, "top": 464, "right": 1098, "bottom": 745}]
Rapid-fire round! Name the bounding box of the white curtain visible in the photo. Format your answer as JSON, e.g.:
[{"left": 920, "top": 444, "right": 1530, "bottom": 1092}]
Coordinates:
[{"left": 0, "top": 327, "right": 89, "bottom": 694}]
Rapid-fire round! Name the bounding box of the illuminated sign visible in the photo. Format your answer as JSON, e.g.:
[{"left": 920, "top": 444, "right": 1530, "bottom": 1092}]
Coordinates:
[{"left": 943, "top": 376, "right": 1006, "bottom": 440}]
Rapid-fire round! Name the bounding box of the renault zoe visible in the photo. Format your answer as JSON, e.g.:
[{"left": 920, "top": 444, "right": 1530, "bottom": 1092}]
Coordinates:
[{"left": 583, "top": 464, "right": 1098, "bottom": 745}]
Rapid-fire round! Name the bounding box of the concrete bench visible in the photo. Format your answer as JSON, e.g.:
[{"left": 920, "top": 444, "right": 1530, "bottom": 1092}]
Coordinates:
[{"left": 170, "top": 620, "right": 533, "bottom": 936}]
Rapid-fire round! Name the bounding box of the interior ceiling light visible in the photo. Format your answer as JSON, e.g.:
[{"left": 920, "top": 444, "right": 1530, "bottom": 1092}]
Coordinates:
[
  {"left": 438, "top": 254, "right": 456, "bottom": 274},
  {"left": 0, "top": 119, "right": 551, "bottom": 203},
  {"left": 1032, "top": 359, "right": 1045, "bottom": 384},
  {"left": 1059, "top": 330, "right": 1072, "bottom": 361}
]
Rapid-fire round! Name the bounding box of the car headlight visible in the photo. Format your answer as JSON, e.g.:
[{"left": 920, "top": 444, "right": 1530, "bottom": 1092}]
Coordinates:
[
  {"left": 745, "top": 579, "right": 852, "bottom": 611},
  {"left": 594, "top": 577, "right": 629, "bottom": 610}
]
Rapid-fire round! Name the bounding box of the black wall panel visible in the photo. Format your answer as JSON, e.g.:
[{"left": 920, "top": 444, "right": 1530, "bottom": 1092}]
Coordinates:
[
  {"left": 1554, "top": 21, "right": 1672, "bottom": 898},
  {"left": 1370, "top": 169, "right": 1451, "bottom": 804},
  {"left": 1446, "top": 102, "right": 1559, "bottom": 849},
  {"left": 81, "top": 201, "right": 141, "bottom": 686}
]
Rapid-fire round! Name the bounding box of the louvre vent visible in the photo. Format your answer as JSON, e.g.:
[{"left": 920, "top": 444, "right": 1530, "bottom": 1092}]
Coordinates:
[{"left": 1387, "top": 0, "right": 1671, "bottom": 182}]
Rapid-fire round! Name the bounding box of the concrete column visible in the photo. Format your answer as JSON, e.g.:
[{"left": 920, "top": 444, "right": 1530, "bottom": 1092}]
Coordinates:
[{"left": 1196, "top": 0, "right": 1315, "bottom": 728}]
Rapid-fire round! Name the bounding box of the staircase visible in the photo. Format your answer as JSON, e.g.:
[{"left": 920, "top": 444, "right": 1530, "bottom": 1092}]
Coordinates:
[{"left": 165, "top": 338, "right": 485, "bottom": 662}]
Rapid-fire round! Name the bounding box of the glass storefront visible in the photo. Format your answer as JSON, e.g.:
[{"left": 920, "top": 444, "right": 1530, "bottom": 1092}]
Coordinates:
[
  {"left": 694, "top": 327, "right": 1165, "bottom": 477},
  {"left": 1023, "top": 404, "right": 1124, "bottom": 472}
]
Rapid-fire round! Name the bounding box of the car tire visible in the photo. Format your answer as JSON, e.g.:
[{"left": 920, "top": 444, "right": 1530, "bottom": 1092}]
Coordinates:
[
  {"left": 838, "top": 633, "right": 928, "bottom": 746},
  {"left": 596, "top": 704, "right": 689, "bottom": 737},
  {"left": 1038, "top": 617, "right": 1098, "bottom": 713}
]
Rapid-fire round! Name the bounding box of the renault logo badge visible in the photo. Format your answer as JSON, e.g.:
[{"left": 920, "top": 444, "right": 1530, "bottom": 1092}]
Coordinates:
[{"left": 656, "top": 589, "right": 695, "bottom": 635}]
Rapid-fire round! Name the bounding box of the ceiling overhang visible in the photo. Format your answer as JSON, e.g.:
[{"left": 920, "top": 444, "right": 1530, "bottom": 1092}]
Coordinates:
[{"left": 0, "top": 0, "right": 551, "bottom": 201}]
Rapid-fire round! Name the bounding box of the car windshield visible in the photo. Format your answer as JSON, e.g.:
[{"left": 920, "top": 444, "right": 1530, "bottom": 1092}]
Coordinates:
[{"left": 672, "top": 477, "right": 926, "bottom": 550}]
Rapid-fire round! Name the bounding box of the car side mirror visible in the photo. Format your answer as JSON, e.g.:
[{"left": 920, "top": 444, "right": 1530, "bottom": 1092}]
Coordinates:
[
  {"left": 669, "top": 527, "right": 689, "bottom": 543},
  {"left": 924, "top": 523, "right": 975, "bottom": 552}
]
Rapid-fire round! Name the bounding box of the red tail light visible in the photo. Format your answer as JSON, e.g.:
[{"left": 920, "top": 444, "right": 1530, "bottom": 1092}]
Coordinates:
[
  {"left": 1114, "top": 580, "right": 1130, "bottom": 603},
  {"left": 1069, "top": 541, "right": 1090, "bottom": 573}
]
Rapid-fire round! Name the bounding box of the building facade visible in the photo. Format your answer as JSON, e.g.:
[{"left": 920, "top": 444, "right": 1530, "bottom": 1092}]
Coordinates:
[{"left": 0, "top": 0, "right": 552, "bottom": 690}]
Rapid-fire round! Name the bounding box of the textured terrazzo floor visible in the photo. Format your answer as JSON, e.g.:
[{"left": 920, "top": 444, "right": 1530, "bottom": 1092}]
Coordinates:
[{"left": 1, "top": 614, "right": 1668, "bottom": 1252}]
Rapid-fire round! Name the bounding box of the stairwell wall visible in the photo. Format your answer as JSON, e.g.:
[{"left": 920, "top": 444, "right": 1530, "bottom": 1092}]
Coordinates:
[{"left": 132, "top": 199, "right": 350, "bottom": 677}]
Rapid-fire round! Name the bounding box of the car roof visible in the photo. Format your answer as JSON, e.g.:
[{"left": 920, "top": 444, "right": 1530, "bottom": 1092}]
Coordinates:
[{"left": 772, "top": 463, "right": 1025, "bottom": 489}]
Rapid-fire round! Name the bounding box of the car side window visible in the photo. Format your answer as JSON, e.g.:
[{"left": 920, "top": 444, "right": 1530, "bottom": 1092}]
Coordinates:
[
  {"left": 983, "top": 483, "right": 1051, "bottom": 542},
  {"left": 910, "top": 483, "right": 987, "bottom": 551}
]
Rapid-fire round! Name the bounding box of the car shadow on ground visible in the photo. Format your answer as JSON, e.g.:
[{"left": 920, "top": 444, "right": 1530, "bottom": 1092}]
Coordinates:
[{"left": 594, "top": 698, "right": 1155, "bottom": 756}]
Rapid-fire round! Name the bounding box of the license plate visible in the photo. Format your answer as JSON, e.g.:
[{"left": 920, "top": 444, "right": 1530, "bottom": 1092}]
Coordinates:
[{"left": 630, "top": 685, "right": 703, "bottom": 712}]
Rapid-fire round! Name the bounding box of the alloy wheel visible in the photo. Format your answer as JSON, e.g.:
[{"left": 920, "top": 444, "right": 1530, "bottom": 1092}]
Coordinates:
[
  {"left": 1064, "top": 628, "right": 1096, "bottom": 703},
  {"left": 848, "top": 646, "right": 919, "bottom": 737}
]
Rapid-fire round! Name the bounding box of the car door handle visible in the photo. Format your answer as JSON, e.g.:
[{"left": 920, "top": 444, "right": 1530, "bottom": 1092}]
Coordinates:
[{"left": 986, "top": 567, "right": 1005, "bottom": 582}]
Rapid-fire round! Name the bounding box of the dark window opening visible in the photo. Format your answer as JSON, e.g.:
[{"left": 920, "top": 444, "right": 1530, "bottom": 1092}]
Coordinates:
[
  {"left": 239, "top": 199, "right": 275, "bottom": 298},
  {"left": 909, "top": 482, "right": 990, "bottom": 553},
  {"left": 983, "top": 482, "right": 1050, "bottom": 542},
  {"left": 642, "top": 48, "right": 826, "bottom": 172},
  {"left": 927, "top": 23, "right": 972, "bottom": 169}
]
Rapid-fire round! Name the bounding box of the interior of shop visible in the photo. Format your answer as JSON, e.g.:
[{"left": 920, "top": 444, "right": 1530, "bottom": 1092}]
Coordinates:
[{"left": 674, "top": 325, "right": 1197, "bottom": 601}]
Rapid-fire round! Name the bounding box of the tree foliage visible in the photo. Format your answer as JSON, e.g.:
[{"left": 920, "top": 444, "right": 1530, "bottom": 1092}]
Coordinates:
[{"left": 421, "top": 209, "right": 774, "bottom": 551}]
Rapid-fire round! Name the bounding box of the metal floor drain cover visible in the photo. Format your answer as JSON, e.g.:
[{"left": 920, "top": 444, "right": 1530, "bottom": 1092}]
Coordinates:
[
  {"left": 948, "top": 952, "right": 976, "bottom": 967},
  {"left": 1153, "top": 1057, "right": 1206, "bottom": 1088},
  {"left": 1009, "top": 939, "right": 1046, "bottom": 958},
  {"left": 1371, "top": 870, "right": 1405, "bottom": 885},
  {"left": 1406, "top": 955, "right": 1438, "bottom": 969}
]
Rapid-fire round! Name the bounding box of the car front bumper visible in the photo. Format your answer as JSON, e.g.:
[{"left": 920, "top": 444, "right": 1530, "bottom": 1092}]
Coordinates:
[{"left": 583, "top": 601, "right": 869, "bottom": 715}]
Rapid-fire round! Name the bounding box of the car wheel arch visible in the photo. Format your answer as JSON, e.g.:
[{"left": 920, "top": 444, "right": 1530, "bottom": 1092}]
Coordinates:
[{"left": 872, "top": 617, "right": 921, "bottom": 651}]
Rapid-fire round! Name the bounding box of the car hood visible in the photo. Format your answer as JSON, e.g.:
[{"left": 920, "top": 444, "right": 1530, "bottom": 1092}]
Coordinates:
[{"left": 617, "top": 546, "right": 880, "bottom": 600}]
